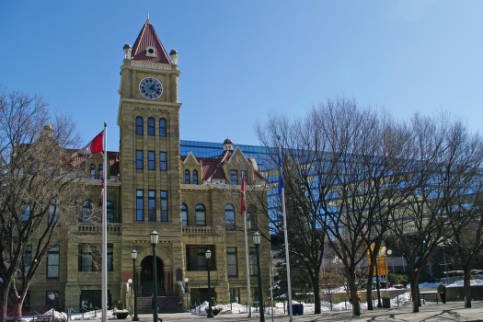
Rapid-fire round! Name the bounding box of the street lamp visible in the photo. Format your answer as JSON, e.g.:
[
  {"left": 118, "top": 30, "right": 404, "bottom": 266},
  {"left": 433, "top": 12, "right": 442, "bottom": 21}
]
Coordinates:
[
  {"left": 205, "top": 249, "right": 213, "bottom": 318},
  {"left": 150, "top": 231, "right": 159, "bottom": 322},
  {"left": 253, "top": 231, "right": 265, "bottom": 322},
  {"left": 130, "top": 249, "right": 139, "bottom": 321}
]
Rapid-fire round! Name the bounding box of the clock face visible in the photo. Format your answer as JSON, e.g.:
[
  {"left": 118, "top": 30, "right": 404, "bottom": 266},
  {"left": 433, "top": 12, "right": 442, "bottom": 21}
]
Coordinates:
[{"left": 139, "top": 77, "right": 163, "bottom": 99}]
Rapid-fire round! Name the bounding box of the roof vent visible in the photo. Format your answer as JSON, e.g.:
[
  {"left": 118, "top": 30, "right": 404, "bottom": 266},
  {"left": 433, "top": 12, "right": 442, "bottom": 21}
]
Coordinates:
[
  {"left": 223, "top": 138, "right": 234, "bottom": 151},
  {"left": 169, "top": 49, "right": 178, "bottom": 65},
  {"left": 123, "top": 43, "right": 132, "bottom": 59}
]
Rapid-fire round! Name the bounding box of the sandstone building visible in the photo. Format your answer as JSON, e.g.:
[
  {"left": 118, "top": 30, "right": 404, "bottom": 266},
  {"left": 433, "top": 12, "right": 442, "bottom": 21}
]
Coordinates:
[{"left": 27, "top": 19, "right": 270, "bottom": 313}]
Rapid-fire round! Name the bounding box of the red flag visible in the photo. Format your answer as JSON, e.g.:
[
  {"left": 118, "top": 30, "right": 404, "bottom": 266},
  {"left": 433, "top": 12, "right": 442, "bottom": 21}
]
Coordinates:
[
  {"left": 82, "top": 129, "right": 104, "bottom": 155},
  {"left": 240, "top": 173, "right": 246, "bottom": 215}
]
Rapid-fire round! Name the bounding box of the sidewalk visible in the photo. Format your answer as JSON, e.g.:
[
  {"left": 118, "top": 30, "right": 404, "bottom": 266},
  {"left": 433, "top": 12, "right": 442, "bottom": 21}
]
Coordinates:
[{"left": 73, "top": 301, "right": 483, "bottom": 322}]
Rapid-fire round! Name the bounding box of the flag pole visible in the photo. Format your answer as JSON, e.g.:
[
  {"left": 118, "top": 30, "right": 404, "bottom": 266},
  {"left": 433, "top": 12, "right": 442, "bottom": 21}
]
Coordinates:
[
  {"left": 242, "top": 174, "right": 252, "bottom": 317},
  {"left": 279, "top": 146, "right": 293, "bottom": 321},
  {"left": 101, "top": 123, "right": 108, "bottom": 322}
]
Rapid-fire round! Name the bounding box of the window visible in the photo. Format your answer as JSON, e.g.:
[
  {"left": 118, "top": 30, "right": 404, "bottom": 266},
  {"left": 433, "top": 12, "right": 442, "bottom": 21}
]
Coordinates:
[
  {"left": 136, "top": 190, "right": 144, "bottom": 221},
  {"left": 23, "top": 245, "right": 32, "bottom": 273},
  {"left": 195, "top": 204, "right": 206, "bottom": 226},
  {"left": 159, "top": 151, "right": 167, "bottom": 171},
  {"left": 47, "top": 246, "right": 59, "bottom": 279},
  {"left": 45, "top": 291, "right": 60, "bottom": 310},
  {"left": 225, "top": 204, "right": 235, "bottom": 230},
  {"left": 89, "top": 163, "right": 96, "bottom": 179},
  {"left": 79, "top": 244, "right": 113, "bottom": 272},
  {"left": 186, "top": 245, "right": 215, "bottom": 271},
  {"left": 48, "top": 199, "right": 59, "bottom": 224},
  {"left": 98, "top": 164, "right": 103, "bottom": 179},
  {"left": 184, "top": 169, "right": 190, "bottom": 184},
  {"left": 136, "top": 116, "right": 143, "bottom": 136},
  {"left": 230, "top": 288, "right": 240, "bottom": 303},
  {"left": 147, "top": 117, "right": 155, "bottom": 136},
  {"left": 148, "top": 190, "right": 156, "bottom": 221},
  {"left": 230, "top": 169, "right": 238, "bottom": 185},
  {"left": 159, "top": 118, "right": 167, "bottom": 137},
  {"left": 21, "top": 203, "right": 31, "bottom": 222},
  {"left": 82, "top": 200, "right": 93, "bottom": 222},
  {"left": 193, "top": 170, "right": 198, "bottom": 184},
  {"left": 148, "top": 151, "right": 155, "bottom": 170},
  {"left": 160, "top": 190, "right": 168, "bottom": 222},
  {"left": 107, "top": 244, "right": 113, "bottom": 271},
  {"left": 247, "top": 205, "right": 258, "bottom": 230},
  {"left": 106, "top": 200, "right": 114, "bottom": 223},
  {"left": 249, "top": 247, "right": 258, "bottom": 276},
  {"left": 181, "top": 203, "right": 188, "bottom": 226},
  {"left": 79, "top": 244, "right": 94, "bottom": 272},
  {"left": 227, "top": 247, "right": 238, "bottom": 277},
  {"left": 136, "top": 150, "right": 143, "bottom": 169}
]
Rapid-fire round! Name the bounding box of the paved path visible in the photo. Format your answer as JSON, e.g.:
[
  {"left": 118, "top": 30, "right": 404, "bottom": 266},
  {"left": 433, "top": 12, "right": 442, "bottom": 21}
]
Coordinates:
[{"left": 73, "top": 301, "right": 483, "bottom": 322}]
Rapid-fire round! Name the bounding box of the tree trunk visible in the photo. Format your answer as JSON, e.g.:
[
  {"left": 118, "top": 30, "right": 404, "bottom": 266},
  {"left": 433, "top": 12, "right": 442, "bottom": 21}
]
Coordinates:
[
  {"left": 366, "top": 264, "right": 374, "bottom": 310},
  {"left": 409, "top": 275, "right": 420, "bottom": 313},
  {"left": 313, "top": 277, "right": 321, "bottom": 314},
  {"left": 13, "top": 302, "right": 22, "bottom": 320},
  {"left": 1, "top": 291, "right": 8, "bottom": 322},
  {"left": 464, "top": 269, "right": 472, "bottom": 308},
  {"left": 347, "top": 273, "right": 360, "bottom": 316},
  {"left": 365, "top": 284, "right": 374, "bottom": 311}
]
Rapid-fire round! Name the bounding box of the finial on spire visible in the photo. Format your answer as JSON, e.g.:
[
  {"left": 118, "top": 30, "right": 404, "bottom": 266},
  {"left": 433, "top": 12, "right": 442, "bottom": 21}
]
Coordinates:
[{"left": 147, "top": 12, "right": 150, "bottom": 21}]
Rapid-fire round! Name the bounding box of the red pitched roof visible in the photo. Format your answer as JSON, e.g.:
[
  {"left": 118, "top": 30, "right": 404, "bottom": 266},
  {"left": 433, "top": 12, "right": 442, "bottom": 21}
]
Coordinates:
[{"left": 131, "top": 19, "right": 171, "bottom": 64}]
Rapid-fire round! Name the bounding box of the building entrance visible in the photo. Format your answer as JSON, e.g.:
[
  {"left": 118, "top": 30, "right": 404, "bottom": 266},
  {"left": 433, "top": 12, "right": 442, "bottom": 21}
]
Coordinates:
[{"left": 140, "top": 256, "right": 164, "bottom": 296}]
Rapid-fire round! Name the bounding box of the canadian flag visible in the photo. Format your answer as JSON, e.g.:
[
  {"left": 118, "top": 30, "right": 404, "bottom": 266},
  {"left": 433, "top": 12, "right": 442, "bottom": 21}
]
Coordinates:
[{"left": 82, "top": 129, "right": 104, "bottom": 155}]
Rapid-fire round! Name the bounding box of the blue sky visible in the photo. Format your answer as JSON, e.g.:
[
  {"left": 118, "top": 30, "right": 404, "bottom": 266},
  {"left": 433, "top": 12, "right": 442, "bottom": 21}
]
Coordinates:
[{"left": 1, "top": 0, "right": 482, "bottom": 150}]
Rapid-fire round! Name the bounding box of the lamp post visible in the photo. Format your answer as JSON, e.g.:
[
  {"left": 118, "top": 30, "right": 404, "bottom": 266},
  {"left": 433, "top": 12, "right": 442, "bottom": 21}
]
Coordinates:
[
  {"left": 253, "top": 231, "right": 265, "bottom": 322},
  {"left": 131, "top": 249, "right": 139, "bottom": 321},
  {"left": 205, "top": 249, "right": 213, "bottom": 318},
  {"left": 386, "top": 249, "right": 393, "bottom": 287},
  {"left": 150, "top": 231, "right": 159, "bottom": 322}
]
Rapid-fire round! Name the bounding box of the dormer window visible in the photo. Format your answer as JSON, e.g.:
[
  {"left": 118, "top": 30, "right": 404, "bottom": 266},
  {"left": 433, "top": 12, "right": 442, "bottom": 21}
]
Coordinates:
[{"left": 145, "top": 46, "right": 157, "bottom": 57}]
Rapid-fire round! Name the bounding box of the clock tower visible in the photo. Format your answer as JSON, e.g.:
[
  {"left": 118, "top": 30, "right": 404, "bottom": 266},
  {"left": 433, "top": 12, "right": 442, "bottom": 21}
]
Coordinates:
[{"left": 117, "top": 19, "right": 182, "bottom": 297}]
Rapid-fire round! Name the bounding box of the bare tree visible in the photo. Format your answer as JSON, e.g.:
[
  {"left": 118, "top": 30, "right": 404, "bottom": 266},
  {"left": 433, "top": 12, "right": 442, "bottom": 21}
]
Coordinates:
[
  {"left": 258, "top": 114, "right": 327, "bottom": 314},
  {"left": 0, "top": 91, "right": 82, "bottom": 320},
  {"left": 387, "top": 116, "right": 481, "bottom": 313},
  {"left": 310, "top": 99, "right": 393, "bottom": 317},
  {"left": 441, "top": 123, "right": 483, "bottom": 308},
  {"left": 259, "top": 99, "right": 398, "bottom": 316}
]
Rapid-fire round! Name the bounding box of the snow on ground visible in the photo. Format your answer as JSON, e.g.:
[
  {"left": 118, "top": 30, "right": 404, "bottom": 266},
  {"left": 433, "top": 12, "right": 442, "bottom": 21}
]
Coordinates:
[
  {"left": 447, "top": 279, "right": 483, "bottom": 287},
  {"left": 18, "top": 279, "right": 483, "bottom": 320}
]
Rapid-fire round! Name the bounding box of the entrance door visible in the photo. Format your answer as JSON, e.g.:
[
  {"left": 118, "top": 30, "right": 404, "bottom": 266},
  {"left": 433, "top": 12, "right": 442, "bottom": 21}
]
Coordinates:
[{"left": 140, "top": 256, "right": 164, "bottom": 296}]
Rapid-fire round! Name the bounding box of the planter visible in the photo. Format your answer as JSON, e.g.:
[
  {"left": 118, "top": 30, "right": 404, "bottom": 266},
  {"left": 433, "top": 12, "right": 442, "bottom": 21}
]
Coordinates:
[{"left": 114, "top": 311, "right": 129, "bottom": 319}]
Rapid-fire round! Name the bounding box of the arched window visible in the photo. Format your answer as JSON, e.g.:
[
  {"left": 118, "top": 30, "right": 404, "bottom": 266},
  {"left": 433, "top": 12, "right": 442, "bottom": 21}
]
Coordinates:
[
  {"left": 181, "top": 203, "right": 188, "bottom": 226},
  {"left": 159, "top": 118, "right": 167, "bottom": 137},
  {"left": 82, "top": 200, "right": 93, "bottom": 222},
  {"left": 136, "top": 116, "right": 143, "bottom": 136},
  {"left": 147, "top": 117, "right": 155, "bottom": 136},
  {"left": 225, "top": 204, "right": 235, "bottom": 230},
  {"left": 195, "top": 204, "right": 206, "bottom": 226},
  {"left": 192, "top": 169, "right": 198, "bottom": 185},
  {"left": 184, "top": 169, "right": 190, "bottom": 184}
]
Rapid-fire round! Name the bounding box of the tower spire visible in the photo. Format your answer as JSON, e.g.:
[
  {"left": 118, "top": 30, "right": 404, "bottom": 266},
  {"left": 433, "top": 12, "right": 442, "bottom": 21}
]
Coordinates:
[{"left": 131, "top": 18, "right": 171, "bottom": 63}]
